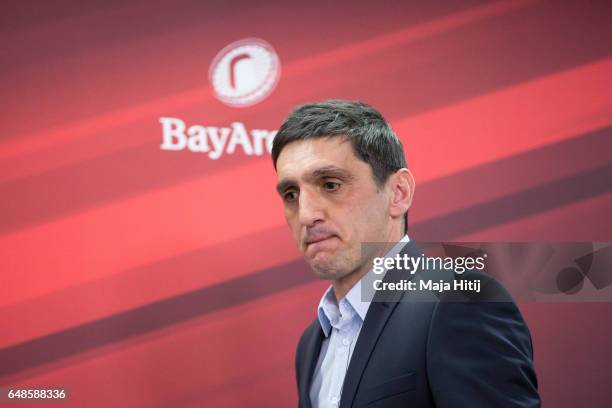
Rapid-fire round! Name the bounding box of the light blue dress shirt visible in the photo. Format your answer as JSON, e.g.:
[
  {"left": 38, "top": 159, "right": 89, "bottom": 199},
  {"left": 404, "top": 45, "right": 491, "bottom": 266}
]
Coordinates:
[{"left": 309, "top": 235, "right": 410, "bottom": 408}]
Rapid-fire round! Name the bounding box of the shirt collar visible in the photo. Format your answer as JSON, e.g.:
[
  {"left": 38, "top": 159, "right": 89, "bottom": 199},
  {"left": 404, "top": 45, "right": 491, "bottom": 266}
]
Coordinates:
[
  {"left": 316, "top": 287, "right": 336, "bottom": 337},
  {"left": 316, "top": 235, "right": 410, "bottom": 337}
]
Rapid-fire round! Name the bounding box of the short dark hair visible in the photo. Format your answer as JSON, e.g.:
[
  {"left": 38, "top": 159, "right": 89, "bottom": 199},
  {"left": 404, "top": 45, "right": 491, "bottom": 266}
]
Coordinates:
[{"left": 272, "top": 99, "right": 410, "bottom": 231}]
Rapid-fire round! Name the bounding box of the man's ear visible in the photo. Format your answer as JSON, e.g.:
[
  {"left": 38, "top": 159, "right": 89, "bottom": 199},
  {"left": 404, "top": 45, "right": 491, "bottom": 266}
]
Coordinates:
[{"left": 388, "top": 168, "right": 415, "bottom": 219}]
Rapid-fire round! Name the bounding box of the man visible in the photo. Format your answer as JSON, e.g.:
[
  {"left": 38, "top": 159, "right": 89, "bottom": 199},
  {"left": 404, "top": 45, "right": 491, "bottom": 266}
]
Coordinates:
[{"left": 272, "top": 100, "right": 539, "bottom": 407}]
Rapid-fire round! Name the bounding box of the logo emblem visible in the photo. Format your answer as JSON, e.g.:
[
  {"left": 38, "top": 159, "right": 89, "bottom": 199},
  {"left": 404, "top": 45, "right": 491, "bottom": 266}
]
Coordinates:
[{"left": 209, "top": 38, "right": 281, "bottom": 108}]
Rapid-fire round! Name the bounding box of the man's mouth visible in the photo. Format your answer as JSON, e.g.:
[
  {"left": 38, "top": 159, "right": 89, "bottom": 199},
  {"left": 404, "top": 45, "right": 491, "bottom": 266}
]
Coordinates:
[
  {"left": 304, "top": 234, "right": 339, "bottom": 254},
  {"left": 306, "top": 235, "right": 333, "bottom": 246}
]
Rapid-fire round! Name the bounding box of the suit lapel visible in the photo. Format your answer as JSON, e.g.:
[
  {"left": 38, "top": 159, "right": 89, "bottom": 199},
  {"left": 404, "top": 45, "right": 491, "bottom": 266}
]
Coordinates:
[
  {"left": 339, "top": 241, "right": 423, "bottom": 408},
  {"left": 299, "top": 322, "right": 324, "bottom": 408}
]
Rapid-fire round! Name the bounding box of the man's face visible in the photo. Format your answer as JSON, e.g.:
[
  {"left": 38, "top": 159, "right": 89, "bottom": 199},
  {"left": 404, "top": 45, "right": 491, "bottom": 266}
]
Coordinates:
[{"left": 275, "top": 136, "right": 391, "bottom": 280}]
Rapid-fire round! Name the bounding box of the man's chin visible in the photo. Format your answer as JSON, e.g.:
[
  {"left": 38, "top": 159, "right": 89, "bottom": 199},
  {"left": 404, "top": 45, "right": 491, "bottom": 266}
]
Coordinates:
[{"left": 308, "top": 258, "right": 350, "bottom": 281}]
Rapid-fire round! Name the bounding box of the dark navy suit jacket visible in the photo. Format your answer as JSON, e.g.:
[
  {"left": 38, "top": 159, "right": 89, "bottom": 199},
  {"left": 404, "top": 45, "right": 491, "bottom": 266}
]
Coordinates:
[{"left": 295, "top": 241, "right": 540, "bottom": 407}]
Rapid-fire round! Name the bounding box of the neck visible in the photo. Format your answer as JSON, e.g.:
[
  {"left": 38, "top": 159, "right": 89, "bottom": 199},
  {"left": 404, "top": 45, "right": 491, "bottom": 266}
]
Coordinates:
[{"left": 332, "top": 271, "right": 364, "bottom": 301}]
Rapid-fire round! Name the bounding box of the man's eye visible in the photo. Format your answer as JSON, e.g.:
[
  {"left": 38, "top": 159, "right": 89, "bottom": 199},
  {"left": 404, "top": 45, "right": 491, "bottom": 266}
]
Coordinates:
[
  {"left": 284, "top": 191, "right": 298, "bottom": 202},
  {"left": 323, "top": 181, "right": 340, "bottom": 192}
]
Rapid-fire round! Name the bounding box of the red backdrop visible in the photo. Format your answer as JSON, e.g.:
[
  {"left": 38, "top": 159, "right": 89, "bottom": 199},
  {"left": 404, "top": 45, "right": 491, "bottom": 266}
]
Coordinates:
[{"left": 1, "top": 0, "right": 611, "bottom": 406}]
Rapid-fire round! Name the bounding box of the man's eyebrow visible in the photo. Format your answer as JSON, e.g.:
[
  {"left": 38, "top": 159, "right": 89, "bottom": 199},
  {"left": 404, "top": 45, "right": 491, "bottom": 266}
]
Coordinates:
[
  {"left": 276, "top": 179, "right": 296, "bottom": 195},
  {"left": 310, "top": 166, "right": 355, "bottom": 181}
]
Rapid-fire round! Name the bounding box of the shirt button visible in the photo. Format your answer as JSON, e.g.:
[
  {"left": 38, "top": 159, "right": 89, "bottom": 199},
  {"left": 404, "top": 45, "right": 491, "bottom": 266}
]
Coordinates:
[
  {"left": 342, "top": 338, "right": 350, "bottom": 346},
  {"left": 330, "top": 396, "right": 340, "bottom": 404}
]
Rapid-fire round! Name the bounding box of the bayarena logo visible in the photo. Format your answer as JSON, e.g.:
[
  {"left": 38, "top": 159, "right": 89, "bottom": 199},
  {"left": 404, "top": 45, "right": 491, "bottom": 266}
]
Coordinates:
[{"left": 209, "top": 38, "right": 281, "bottom": 107}]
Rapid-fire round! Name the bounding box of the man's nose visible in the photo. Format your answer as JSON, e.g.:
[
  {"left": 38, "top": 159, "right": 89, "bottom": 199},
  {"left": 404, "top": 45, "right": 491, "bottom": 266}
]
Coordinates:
[{"left": 298, "top": 189, "right": 325, "bottom": 227}]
